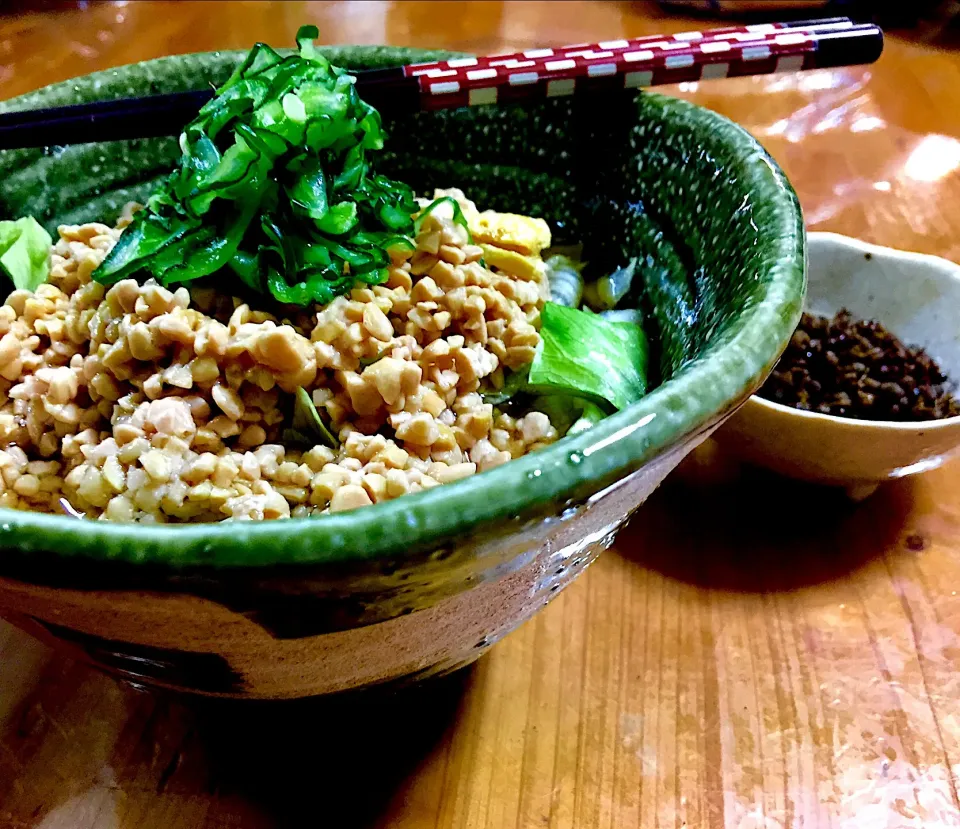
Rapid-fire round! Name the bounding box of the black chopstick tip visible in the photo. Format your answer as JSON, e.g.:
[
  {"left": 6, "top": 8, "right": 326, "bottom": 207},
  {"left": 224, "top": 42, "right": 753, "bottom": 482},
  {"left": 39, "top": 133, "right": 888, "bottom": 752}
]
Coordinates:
[{"left": 814, "top": 24, "right": 884, "bottom": 69}]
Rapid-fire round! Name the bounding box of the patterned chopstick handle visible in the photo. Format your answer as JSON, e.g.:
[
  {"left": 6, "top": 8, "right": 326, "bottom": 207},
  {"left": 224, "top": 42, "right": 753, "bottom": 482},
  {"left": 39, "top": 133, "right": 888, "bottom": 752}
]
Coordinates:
[
  {"left": 402, "top": 17, "right": 854, "bottom": 79},
  {"left": 395, "top": 21, "right": 882, "bottom": 112}
]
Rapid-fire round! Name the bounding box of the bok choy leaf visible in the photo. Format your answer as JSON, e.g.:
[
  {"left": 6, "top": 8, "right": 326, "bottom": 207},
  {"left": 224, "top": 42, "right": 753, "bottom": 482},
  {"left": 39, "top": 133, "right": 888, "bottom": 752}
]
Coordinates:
[
  {"left": 529, "top": 302, "right": 649, "bottom": 412},
  {"left": 0, "top": 217, "right": 52, "bottom": 292}
]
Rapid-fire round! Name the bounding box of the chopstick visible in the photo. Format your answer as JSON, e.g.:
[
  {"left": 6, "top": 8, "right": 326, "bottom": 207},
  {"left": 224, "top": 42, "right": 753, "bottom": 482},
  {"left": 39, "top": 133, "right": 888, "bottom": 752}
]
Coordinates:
[
  {"left": 0, "top": 17, "right": 882, "bottom": 150},
  {"left": 406, "top": 19, "right": 882, "bottom": 110}
]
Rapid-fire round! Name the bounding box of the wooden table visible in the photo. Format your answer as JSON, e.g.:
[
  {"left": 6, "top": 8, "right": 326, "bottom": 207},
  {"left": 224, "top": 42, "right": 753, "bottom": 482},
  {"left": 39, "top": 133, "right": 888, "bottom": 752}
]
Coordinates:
[{"left": 2, "top": 2, "right": 960, "bottom": 826}]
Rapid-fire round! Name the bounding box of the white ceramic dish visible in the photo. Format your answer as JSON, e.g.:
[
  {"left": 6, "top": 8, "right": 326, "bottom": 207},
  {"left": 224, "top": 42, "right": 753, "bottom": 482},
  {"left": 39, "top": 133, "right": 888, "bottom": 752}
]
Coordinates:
[{"left": 719, "top": 231, "right": 960, "bottom": 499}]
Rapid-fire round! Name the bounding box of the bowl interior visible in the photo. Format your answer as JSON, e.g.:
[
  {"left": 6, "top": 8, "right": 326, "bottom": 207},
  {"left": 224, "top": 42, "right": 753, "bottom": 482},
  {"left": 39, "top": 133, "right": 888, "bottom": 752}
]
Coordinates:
[{"left": 0, "top": 47, "right": 805, "bottom": 568}]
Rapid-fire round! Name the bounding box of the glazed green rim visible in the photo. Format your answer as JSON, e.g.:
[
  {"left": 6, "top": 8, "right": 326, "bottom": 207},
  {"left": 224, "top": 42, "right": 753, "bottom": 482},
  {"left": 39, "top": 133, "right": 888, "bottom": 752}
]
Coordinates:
[{"left": 0, "top": 50, "right": 805, "bottom": 569}]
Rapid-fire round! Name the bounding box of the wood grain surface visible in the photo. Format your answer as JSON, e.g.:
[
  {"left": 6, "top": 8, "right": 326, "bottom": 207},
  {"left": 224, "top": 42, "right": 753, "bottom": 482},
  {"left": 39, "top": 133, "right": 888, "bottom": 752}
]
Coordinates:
[{"left": 2, "top": 2, "right": 960, "bottom": 827}]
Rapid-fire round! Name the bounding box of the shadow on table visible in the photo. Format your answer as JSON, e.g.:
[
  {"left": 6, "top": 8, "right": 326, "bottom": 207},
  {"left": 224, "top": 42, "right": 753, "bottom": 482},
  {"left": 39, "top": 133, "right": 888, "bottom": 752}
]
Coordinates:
[
  {"left": 615, "top": 462, "right": 915, "bottom": 593},
  {"left": 0, "top": 644, "right": 474, "bottom": 827},
  {"left": 190, "top": 666, "right": 474, "bottom": 827}
]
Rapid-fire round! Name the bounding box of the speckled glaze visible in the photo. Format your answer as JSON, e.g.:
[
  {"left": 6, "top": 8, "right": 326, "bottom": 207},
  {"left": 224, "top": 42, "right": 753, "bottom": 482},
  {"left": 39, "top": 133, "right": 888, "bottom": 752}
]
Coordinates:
[
  {"left": 721, "top": 232, "right": 960, "bottom": 500},
  {"left": 0, "top": 46, "right": 805, "bottom": 698}
]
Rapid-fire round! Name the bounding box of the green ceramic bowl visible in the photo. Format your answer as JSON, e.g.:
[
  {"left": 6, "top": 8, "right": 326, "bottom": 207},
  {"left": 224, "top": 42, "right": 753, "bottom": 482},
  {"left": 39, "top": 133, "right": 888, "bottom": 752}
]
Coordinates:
[{"left": 0, "top": 47, "right": 804, "bottom": 698}]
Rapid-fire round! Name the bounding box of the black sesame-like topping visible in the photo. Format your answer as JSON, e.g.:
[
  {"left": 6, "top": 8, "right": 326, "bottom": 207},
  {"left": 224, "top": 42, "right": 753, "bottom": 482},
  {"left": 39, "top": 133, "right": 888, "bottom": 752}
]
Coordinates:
[{"left": 757, "top": 309, "right": 960, "bottom": 422}]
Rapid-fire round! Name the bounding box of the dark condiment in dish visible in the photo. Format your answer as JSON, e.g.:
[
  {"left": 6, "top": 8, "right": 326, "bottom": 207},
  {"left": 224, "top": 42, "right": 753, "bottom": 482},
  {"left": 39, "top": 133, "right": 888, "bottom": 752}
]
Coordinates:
[{"left": 757, "top": 308, "right": 960, "bottom": 422}]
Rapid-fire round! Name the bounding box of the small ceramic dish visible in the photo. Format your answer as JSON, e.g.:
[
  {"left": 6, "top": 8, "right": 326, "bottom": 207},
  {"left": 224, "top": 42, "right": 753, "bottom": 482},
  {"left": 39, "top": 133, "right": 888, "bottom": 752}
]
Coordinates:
[{"left": 719, "top": 232, "right": 960, "bottom": 500}]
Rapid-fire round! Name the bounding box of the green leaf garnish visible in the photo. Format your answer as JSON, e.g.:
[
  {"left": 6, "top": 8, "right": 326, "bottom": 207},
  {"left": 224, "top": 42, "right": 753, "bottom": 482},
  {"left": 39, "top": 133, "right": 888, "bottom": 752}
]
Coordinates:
[
  {"left": 528, "top": 394, "right": 605, "bottom": 438},
  {"left": 478, "top": 303, "right": 648, "bottom": 435},
  {"left": 413, "top": 196, "right": 472, "bottom": 240},
  {"left": 283, "top": 386, "right": 339, "bottom": 449},
  {"left": 529, "top": 302, "right": 649, "bottom": 412},
  {"left": 93, "top": 27, "right": 419, "bottom": 306},
  {"left": 359, "top": 345, "right": 392, "bottom": 368},
  {"left": 0, "top": 217, "right": 52, "bottom": 292},
  {"left": 481, "top": 364, "right": 530, "bottom": 406}
]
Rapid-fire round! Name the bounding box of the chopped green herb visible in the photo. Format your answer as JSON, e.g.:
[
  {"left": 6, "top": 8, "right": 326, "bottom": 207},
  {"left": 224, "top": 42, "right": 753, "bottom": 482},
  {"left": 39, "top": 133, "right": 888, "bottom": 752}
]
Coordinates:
[{"left": 93, "top": 26, "right": 419, "bottom": 307}]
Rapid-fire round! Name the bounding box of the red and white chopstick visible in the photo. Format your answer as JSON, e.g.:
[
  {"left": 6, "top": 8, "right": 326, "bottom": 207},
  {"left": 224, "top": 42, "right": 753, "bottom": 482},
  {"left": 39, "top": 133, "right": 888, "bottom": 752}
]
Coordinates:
[
  {"left": 0, "top": 17, "right": 883, "bottom": 149},
  {"left": 387, "top": 18, "right": 883, "bottom": 110}
]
